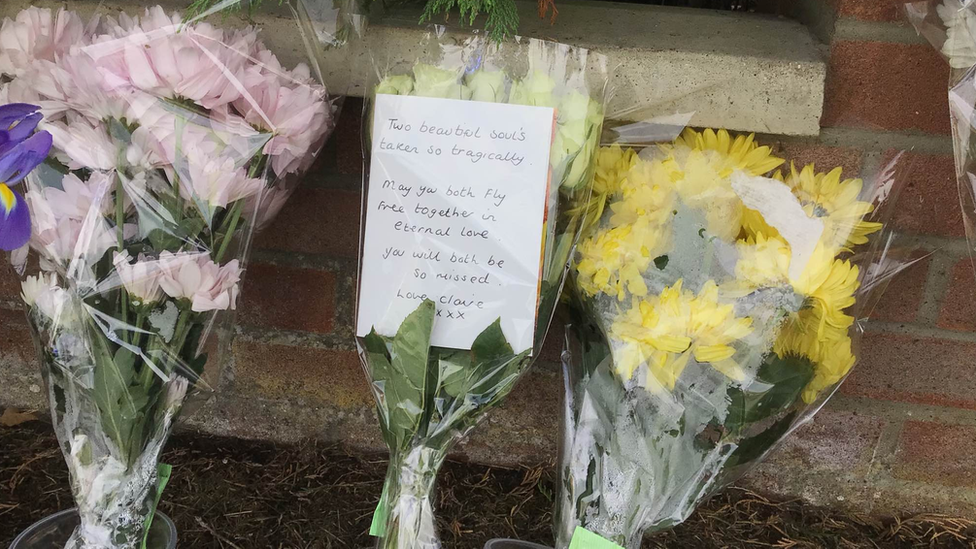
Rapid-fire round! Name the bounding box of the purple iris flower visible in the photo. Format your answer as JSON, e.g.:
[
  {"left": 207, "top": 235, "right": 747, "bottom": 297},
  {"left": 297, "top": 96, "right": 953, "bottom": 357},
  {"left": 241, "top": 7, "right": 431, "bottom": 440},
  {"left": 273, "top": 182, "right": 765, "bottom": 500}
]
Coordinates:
[
  {"left": 0, "top": 103, "right": 43, "bottom": 157},
  {"left": 0, "top": 103, "right": 53, "bottom": 252}
]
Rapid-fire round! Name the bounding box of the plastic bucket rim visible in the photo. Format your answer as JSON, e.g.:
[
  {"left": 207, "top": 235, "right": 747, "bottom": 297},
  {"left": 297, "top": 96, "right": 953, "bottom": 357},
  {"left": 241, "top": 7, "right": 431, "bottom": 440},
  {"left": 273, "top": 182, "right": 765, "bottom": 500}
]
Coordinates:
[
  {"left": 9, "top": 508, "right": 177, "bottom": 549},
  {"left": 483, "top": 538, "right": 554, "bottom": 549}
]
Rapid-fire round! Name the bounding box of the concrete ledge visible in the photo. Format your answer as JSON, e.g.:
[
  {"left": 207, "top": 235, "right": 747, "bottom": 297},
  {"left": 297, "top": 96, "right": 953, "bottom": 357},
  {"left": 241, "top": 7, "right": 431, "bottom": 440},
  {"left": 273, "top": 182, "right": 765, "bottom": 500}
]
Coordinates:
[{"left": 1, "top": 0, "right": 826, "bottom": 136}]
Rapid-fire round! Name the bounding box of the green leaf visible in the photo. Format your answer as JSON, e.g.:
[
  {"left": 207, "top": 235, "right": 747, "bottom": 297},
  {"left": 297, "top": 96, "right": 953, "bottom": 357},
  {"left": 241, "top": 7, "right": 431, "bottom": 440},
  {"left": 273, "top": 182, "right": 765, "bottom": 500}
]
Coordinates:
[
  {"left": 438, "top": 350, "right": 473, "bottom": 398},
  {"left": 545, "top": 233, "right": 574, "bottom": 286},
  {"left": 188, "top": 353, "right": 208, "bottom": 377},
  {"left": 727, "top": 411, "right": 797, "bottom": 467},
  {"left": 363, "top": 329, "right": 391, "bottom": 360},
  {"left": 469, "top": 319, "right": 526, "bottom": 396},
  {"left": 91, "top": 331, "right": 138, "bottom": 456},
  {"left": 470, "top": 318, "right": 513, "bottom": 365},
  {"left": 178, "top": 216, "right": 207, "bottom": 242},
  {"left": 108, "top": 118, "right": 133, "bottom": 145},
  {"left": 653, "top": 255, "right": 669, "bottom": 270},
  {"left": 391, "top": 300, "right": 435, "bottom": 391},
  {"left": 364, "top": 332, "right": 411, "bottom": 448},
  {"left": 141, "top": 463, "right": 172, "bottom": 549},
  {"left": 725, "top": 353, "right": 814, "bottom": 433},
  {"left": 147, "top": 228, "right": 183, "bottom": 252},
  {"left": 369, "top": 481, "right": 390, "bottom": 538}
]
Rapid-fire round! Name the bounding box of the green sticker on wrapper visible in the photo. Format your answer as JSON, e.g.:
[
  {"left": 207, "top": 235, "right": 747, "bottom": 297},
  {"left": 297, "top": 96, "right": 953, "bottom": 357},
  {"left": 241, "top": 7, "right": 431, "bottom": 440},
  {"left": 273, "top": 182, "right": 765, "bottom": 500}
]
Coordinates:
[
  {"left": 142, "top": 463, "right": 172, "bottom": 549},
  {"left": 568, "top": 526, "right": 625, "bottom": 549},
  {"left": 369, "top": 482, "right": 389, "bottom": 537}
]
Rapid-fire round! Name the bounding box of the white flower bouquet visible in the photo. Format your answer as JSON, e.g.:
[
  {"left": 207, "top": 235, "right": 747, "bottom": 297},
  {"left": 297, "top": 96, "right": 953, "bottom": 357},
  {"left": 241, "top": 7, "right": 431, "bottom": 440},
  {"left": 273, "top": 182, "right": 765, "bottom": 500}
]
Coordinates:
[
  {"left": 555, "top": 132, "right": 913, "bottom": 549},
  {"left": 908, "top": 1, "right": 976, "bottom": 269},
  {"left": 0, "top": 3, "right": 337, "bottom": 547},
  {"left": 355, "top": 30, "right": 609, "bottom": 549}
]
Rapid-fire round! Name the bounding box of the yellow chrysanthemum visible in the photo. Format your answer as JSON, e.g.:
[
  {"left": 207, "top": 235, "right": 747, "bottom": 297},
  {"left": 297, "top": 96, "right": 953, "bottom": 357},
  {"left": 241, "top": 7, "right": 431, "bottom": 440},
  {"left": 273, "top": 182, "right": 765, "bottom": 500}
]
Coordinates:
[
  {"left": 593, "top": 144, "right": 638, "bottom": 196},
  {"left": 659, "top": 129, "right": 784, "bottom": 241},
  {"left": 608, "top": 157, "right": 676, "bottom": 227},
  {"left": 773, "top": 253, "right": 861, "bottom": 403},
  {"left": 802, "top": 334, "right": 856, "bottom": 403},
  {"left": 740, "top": 205, "right": 778, "bottom": 242},
  {"left": 665, "top": 128, "right": 786, "bottom": 178},
  {"left": 573, "top": 145, "right": 640, "bottom": 232},
  {"left": 790, "top": 246, "right": 860, "bottom": 332},
  {"left": 775, "top": 311, "right": 856, "bottom": 404},
  {"left": 779, "top": 163, "right": 882, "bottom": 250},
  {"left": 610, "top": 280, "right": 754, "bottom": 392},
  {"left": 575, "top": 217, "right": 671, "bottom": 300},
  {"left": 732, "top": 233, "right": 792, "bottom": 290}
]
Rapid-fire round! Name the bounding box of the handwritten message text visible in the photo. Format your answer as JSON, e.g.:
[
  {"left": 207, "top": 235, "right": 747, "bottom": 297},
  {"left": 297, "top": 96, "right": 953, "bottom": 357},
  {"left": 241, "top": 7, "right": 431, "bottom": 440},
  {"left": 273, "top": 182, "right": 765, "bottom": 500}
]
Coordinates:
[{"left": 356, "top": 95, "right": 556, "bottom": 353}]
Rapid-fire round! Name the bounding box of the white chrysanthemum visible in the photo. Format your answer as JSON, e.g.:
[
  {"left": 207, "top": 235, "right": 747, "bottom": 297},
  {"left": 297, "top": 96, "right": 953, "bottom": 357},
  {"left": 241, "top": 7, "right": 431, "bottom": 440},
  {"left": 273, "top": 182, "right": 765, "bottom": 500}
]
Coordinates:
[
  {"left": 20, "top": 273, "right": 57, "bottom": 307},
  {"left": 939, "top": 0, "right": 976, "bottom": 69}
]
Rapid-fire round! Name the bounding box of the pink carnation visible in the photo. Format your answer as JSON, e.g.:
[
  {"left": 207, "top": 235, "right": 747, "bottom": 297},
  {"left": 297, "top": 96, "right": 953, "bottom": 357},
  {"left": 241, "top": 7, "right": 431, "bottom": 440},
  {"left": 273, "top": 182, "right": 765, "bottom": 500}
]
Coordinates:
[
  {"left": 112, "top": 251, "right": 164, "bottom": 304},
  {"left": 27, "top": 190, "right": 118, "bottom": 273},
  {"left": 85, "top": 7, "right": 258, "bottom": 110},
  {"left": 43, "top": 119, "right": 117, "bottom": 171},
  {"left": 233, "top": 49, "right": 332, "bottom": 176},
  {"left": 179, "top": 152, "right": 266, "bottom": 215},
  {"left": 24, "top": 54, "right": 131, "bottom": 123},
  {"left": 41, "top": 171, "right": 115, "bottom": 221},
  {"left": 157, "top": 252, "right": 241, "bottom": 312},
  {"left": 0, "top": 7, "right": 87, "bottom": 77}
]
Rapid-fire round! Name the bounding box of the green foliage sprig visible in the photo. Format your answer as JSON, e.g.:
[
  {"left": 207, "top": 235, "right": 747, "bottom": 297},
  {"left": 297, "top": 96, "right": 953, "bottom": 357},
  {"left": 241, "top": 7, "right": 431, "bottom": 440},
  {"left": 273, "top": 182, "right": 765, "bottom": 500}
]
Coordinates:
[{"left": 419, "top": 0, "right": 519, "bottom": 42}]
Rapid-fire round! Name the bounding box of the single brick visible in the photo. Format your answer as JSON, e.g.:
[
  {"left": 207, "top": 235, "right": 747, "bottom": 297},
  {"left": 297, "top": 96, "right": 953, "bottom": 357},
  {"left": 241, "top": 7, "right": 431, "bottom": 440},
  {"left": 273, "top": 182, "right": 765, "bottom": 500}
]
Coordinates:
[
  {"left": 843, "top": 331, "right": 976, "bottom": 410},
  {"left": 893, "top": 421, "right": 976, "bottom": 488},
  {"left": 776, "top": 142, "right": 864, "bottom": 178},
  {"left": 938, "top": 258, "right": 976, "bottom": 331},
  {"left": 836, "top": 0, "right": 905, "bottom": 21},
  {"left": 888, "top": 152, "right": 963, "bottom": 238},
  {"left": 763, "top": 409, "right": 885, "bottom": 476},
  {"left": 461, "top": 369, "right": 561, "bottom": 465},
  {"left": 233, "top": 341, "right": 371, "bottom": 408},
  {"left": 823, "top": 41, "right": 950, "bottom": 135},
  {"left": 240, "top": 263, "right": 337, "bottom": 334},
  {"left": 255, "top": 186, "right": 361, "bottom": 258},
  {"left": 336, "top": 97, "right": 365, "bottom": 176},
  {"left": 868, "top": 251, "right": 931, "bottom": 323}
]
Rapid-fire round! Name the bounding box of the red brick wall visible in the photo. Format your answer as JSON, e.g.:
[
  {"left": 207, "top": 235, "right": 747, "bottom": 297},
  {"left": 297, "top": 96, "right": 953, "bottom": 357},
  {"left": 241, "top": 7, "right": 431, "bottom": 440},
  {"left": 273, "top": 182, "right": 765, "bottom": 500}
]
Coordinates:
[
  {"left": 1, "top": 0, "right": 974, "bottom": 517},
  {"left": 747, "top": 0, "right": 976, "bottom": 517}
]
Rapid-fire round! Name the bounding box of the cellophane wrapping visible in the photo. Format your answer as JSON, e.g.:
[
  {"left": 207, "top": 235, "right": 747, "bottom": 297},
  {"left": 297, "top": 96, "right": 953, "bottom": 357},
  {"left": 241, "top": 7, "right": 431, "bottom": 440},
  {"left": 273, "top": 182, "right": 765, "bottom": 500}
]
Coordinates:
[
  {"left": 555, "top": 128, "right": 915, "bottom": 548},
  {"left": 0, "top": 2, "right": 347, "bottom": 546},
  {"left": 907, "top": 1, "right": 976, "bottom": 266},
  {"left": 355, "top": 28, "right": 609, "bottom": 549}
]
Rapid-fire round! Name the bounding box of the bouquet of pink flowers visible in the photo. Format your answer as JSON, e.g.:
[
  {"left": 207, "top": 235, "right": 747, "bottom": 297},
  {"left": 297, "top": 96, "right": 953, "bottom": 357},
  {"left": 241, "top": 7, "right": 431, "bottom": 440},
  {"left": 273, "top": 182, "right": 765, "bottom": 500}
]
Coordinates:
[{"left": 0, "top": 4, "right": 335, "bottom": 547}]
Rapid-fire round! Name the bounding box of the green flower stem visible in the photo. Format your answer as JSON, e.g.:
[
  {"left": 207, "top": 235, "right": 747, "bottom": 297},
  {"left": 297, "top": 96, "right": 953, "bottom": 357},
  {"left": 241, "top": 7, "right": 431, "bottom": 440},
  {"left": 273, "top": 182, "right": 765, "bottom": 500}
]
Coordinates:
[
  {"left": 132, "top": 311, "right": 147, "bottom": 351},
  {"left": 213, "top": 154, "right": 266, "bottom": 263},
  {"left": 214, "top": 201, "right": 243, "bottom": 264},
  {"left": 116, "top": 177, "right": 129, "bottom": 342},
  {"left": 139, "top": 310, "right": 192, "bottom": 393}
]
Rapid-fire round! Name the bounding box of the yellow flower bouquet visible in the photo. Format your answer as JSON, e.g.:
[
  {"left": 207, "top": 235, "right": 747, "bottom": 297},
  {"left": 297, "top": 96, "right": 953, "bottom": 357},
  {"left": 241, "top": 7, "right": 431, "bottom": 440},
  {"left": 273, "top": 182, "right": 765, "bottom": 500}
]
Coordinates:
[{"left": 556, "top": 130, "right": 911, "bottom": 549}]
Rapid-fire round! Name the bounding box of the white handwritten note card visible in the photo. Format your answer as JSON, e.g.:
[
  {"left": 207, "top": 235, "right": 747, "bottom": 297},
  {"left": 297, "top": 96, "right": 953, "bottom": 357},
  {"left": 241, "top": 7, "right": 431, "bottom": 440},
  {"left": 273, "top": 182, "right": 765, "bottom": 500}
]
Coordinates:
[{"left": 356, "top": 94, "right": 556, "bottom": 354}]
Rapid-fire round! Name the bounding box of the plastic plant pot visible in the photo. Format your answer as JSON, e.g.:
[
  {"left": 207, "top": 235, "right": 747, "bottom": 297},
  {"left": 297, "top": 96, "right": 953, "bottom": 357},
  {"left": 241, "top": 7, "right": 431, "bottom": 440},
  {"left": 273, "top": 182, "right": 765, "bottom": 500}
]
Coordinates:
[
  {"left": 484, "top": 539, "right": 553, "bottom": 549},
  {"left": 9, "top": 509, "right": 178, "bottom": 549}
]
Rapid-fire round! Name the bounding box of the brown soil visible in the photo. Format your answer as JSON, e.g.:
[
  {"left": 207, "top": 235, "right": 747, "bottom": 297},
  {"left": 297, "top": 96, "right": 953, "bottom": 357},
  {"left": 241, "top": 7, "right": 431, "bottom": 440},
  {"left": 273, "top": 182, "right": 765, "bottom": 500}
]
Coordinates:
[{"left": 2, "top": 415, "right": 975, "bottom": 548}]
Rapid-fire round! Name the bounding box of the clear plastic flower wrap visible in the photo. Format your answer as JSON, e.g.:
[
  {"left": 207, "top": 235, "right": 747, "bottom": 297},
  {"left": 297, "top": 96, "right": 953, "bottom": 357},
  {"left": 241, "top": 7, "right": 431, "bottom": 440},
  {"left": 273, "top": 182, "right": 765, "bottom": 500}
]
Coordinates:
[
  {"left": 554, "top": 128, "right": 916, "bottom": 549},
  {"left": 354, "top": 28, "right": 609, "bottom": 549},
  {"left": 907, "top": 0, "right": 976, "bottom": 262},
  {"left": 0, "top": 2, "right": 348, "bottom": 546}
]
